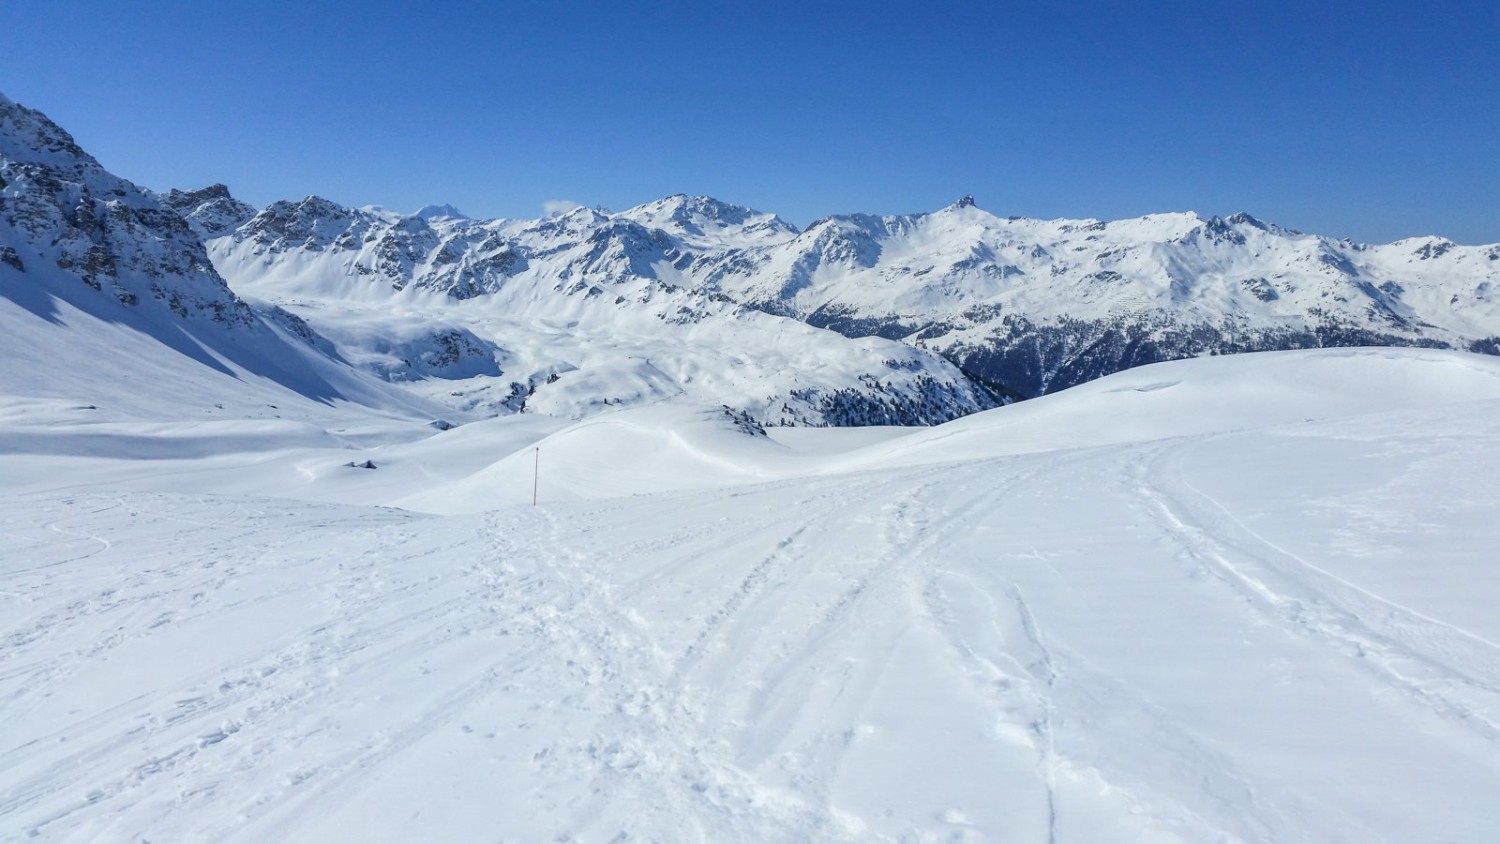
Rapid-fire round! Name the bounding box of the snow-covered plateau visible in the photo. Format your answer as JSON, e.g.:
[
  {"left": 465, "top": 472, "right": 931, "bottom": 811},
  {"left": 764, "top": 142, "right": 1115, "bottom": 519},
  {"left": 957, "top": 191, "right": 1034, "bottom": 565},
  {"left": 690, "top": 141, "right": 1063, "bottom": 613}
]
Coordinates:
[{"left": 6, "top": 92, "right": 1500, "bottom": 842}]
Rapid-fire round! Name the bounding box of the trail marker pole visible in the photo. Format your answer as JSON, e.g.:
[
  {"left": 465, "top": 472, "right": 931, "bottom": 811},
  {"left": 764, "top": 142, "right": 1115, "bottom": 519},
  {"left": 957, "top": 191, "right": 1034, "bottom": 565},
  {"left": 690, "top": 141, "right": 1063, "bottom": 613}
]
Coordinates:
[{"left": 532, "top": 447, "right": 539, "bottom": 506}]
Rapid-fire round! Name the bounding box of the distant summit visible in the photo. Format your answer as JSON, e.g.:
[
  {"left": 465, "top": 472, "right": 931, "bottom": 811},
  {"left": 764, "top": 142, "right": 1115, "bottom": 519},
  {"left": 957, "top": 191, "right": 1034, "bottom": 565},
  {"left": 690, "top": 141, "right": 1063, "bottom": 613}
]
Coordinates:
[
  {"left": 10, "top": 89, "right": 1495, "bottom": 413},
  {"left": 164, "top": 184, "right": 258, "bottom": 238},
  {"left": 413, "top": 204, "right": 468, "bottom": 220}
]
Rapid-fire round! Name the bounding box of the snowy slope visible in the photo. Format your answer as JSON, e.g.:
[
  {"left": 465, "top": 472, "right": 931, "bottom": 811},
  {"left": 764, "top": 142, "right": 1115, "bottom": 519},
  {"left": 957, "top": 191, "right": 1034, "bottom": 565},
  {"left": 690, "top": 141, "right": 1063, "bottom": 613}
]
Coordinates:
[
  {"left": 0, "top": 91, "right": 994, "bottom": 432},
  {"left": 0, "top": 92, "right": 453, "bottom": 427},
  {"left": 5, "top": 349, "right": 1500, "bottom": 842},
  {"left": 7, "top": 87, "right": 1500, "bottom": 843}
]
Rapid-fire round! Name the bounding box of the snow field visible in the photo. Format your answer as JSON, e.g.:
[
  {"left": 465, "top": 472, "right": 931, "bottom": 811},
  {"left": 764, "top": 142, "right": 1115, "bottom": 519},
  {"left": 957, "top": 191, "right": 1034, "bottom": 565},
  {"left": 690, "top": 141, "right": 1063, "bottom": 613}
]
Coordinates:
[{"left": 5, "top": 349, "right": 1500, "bottom": 841}]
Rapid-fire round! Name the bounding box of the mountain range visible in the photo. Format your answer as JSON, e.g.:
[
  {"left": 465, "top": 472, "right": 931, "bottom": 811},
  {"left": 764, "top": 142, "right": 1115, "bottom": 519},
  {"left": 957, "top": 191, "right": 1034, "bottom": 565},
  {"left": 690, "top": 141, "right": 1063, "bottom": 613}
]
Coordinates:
[
  {"left": 8, "top": 90, "right": 1500, "bottom": 843},
  {"left": 6, "top": 89, "right": 1499, "bottom": 425}
]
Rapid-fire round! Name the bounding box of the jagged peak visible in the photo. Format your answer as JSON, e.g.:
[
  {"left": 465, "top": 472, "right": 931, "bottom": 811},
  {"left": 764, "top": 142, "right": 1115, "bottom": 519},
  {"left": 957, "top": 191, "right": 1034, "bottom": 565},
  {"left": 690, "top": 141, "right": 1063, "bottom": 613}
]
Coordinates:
[
  {"left": 801, "top": 212, "right": 889, "bottom": 235},
  {"left": 166, "top": 183, "right": 236, "bottom": 205},
  {"left": 1225, "top": 211, "right": 1268, "bottom": 230},
  {"left": 928, "top": 196, "right": 1002, "bottom": 227},
  {"left": 262, "top": 195, "right": 353, "bottom": 218},
  {"left": 163, "top": 184, "right": 258, "bottom": 238},
  {"left": 0, "top": 92, "right": 96, "bottom": 169}
]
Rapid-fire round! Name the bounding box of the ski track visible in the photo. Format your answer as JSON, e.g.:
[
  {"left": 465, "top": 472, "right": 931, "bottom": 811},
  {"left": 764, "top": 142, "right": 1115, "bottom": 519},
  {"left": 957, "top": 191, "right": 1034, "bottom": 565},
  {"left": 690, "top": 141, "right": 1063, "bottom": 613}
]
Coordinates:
[
  {"left": 5, "top": 414, "right": 1500, "bottom": 841},
  {"left": 479, "top": 470, "right": 940, "bottom": 840},
  {"left": 1135, "top": 440, "right": 1500, "bottom": 747}
]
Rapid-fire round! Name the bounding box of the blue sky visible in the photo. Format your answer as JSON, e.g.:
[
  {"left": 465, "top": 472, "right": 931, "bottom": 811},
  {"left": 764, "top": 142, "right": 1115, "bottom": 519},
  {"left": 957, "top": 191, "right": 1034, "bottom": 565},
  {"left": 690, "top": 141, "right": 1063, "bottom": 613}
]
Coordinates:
[{"left": 4, "top": 1, "right": 1497, "bottom": 243}]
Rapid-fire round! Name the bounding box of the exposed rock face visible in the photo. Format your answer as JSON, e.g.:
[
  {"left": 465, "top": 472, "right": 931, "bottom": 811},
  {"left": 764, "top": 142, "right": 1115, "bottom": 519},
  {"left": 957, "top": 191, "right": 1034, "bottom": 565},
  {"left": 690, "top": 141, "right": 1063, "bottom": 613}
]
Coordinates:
[
  {"left": 201, "top": 195, "right": 527, "bottom": 299},
  {"left": 0, "top": 93, "right": 255, "bottom": 326},
  {"left": 162, "top": 184, "right": 257, "bottom": 239},
  {"left": 0, "top": 86, "right": 993, "bottom": 430}
]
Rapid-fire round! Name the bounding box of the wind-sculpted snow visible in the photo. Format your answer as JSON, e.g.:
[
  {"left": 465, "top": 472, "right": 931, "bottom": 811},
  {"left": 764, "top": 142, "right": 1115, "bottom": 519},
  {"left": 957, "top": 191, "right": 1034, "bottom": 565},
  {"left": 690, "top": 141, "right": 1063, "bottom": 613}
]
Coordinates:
[{"left": 5, "top": 349, "right": 1500, "bottom": 842}]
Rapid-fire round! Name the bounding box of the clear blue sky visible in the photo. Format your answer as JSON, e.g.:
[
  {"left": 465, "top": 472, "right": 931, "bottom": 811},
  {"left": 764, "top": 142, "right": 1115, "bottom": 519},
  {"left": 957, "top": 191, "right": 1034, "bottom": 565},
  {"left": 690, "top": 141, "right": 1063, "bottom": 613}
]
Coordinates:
[{"left": 4, "top": 1, "right": 1497, "bottom": 243}]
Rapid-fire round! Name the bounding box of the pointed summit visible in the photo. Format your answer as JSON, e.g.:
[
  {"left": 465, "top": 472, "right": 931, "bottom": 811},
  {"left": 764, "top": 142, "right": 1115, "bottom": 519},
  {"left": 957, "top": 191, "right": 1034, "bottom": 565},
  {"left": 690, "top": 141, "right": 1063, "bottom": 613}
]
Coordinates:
[{"left": 955, "top": 194, "right": 977, "bottom": 208}]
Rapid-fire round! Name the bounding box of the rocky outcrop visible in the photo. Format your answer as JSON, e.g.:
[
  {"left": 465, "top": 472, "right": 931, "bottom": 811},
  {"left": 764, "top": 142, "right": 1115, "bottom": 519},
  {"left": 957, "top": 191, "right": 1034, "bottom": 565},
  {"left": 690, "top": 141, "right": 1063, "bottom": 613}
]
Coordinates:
[{"left": 0, "top": 93, "right": 255, "bottom": 326}]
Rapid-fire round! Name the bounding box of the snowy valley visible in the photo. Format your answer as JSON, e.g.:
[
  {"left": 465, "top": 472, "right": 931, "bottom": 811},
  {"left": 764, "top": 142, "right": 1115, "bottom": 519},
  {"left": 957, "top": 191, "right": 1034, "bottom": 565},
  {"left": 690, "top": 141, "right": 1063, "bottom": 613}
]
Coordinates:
[{"left": 6, "top": 90, "right": 1500, "bottom": 843}]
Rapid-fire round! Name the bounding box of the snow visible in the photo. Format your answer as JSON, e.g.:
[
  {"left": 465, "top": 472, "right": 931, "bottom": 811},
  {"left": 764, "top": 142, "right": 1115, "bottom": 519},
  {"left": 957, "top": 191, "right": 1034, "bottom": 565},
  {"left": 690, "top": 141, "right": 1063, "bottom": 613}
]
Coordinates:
[
  {"left": 6, "top": 348, "right": 1500, "bottom": 842},
  {"left": 160, "top": 173, "right": 1500, "bottom": 412},
  {"left": 7, "top": 87, "right": 1500, "bottom": 841},
  {"left": 412, "top": 204, "right": 469, "bottom": 220},
  {"left": 199, "top": 200, "right": 995, "bottom": 427}
]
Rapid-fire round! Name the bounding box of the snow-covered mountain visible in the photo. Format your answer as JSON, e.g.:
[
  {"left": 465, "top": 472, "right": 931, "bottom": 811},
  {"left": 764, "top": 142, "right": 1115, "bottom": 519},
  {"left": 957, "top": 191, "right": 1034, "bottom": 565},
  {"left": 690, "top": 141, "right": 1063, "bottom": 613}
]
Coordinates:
[
  {"left": 0, "top": 93, "right": 254, "bottom": 328},
  {"left": 178, "top": 190, "right": 993, "bottom": 426},
  {"left": 9, "top": 85, "right": 1499, "bottom": 426},
  {"left": 10, "top": 89, "right": 1500, "bottom": 843},
  {"left": 3, "top": 93, "right": 990, "bottom": 428},
  {"left": 0, "top": 92, "right": 458, "bottom": 423},
  {"left": 704, "top": 198, "right": 1500, "bottom": 396},
  {"left": 178, "top": 182, "right": 1500, "bottom": 402}
]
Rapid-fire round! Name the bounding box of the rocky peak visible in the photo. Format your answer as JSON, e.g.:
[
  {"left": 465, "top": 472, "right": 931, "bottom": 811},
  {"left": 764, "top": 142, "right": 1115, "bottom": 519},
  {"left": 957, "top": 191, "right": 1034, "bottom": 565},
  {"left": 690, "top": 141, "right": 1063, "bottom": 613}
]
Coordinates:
[
  {"left": 1225, "top": 211, "right": 1268, "bottom": 231},
  {"left": 163, "top": 183, "right": 258, "bottom": 238},
  {"left": 245, "top": 195, "right": 361, "bottom": 247},
  {"left": 0, "top": 93, "right": 94, "bottom": 178},
  {"left": 168, "top": 183, "right": 233, "bottom": 204},
  {"left": 0, "top": 91, "right": 253, "bottom": 325}
]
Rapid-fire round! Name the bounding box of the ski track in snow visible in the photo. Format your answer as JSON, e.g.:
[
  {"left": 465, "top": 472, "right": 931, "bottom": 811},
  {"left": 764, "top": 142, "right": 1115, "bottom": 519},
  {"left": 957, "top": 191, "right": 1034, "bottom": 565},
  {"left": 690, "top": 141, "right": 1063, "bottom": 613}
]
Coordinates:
[
  {"left": 6, "top": 397, "right": 1500, "bottom": 841},
  {"left": 1136, "top": 440, "right": 1500, "bottom": 745}
]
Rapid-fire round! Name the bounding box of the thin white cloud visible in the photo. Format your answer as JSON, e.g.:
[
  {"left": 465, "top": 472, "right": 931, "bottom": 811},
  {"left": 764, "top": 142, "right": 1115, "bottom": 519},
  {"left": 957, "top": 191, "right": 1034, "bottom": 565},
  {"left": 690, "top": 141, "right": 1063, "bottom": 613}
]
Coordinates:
[{"left": 543, "top": 199, "right": 582, "bottom": 216}]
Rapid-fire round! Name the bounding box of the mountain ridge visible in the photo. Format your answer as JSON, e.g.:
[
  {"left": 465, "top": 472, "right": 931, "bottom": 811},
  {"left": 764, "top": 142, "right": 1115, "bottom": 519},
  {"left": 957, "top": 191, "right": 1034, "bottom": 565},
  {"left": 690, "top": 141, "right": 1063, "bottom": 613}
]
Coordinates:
[
  {"left": 7, "top": 86, "right": 1497, "bottom": 423},
  {"left": 2, "top": 92, "right": 991, "bottom": 428},
  {"left": 174, "top": 182, "right": 1500, "bottom": 399}
]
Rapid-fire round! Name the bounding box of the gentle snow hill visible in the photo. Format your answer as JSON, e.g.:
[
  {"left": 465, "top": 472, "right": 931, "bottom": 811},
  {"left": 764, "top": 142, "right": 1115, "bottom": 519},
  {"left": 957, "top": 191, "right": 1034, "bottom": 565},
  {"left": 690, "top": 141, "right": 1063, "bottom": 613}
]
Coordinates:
[
  {"left": 393, "top": 347, "right": 1500, "bottom": 512},
  {"left": 6, "top": 348, "right": 1499, "bottom": 518},
  {"left": 836, "top": 347, "right": 1500, "bottom": 469},
  {"left": 5, "top": 347, "right": 1500, "bottom": 841},
  {"left": 391, "top": 403, "right": 802, "bottom": 512}
]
